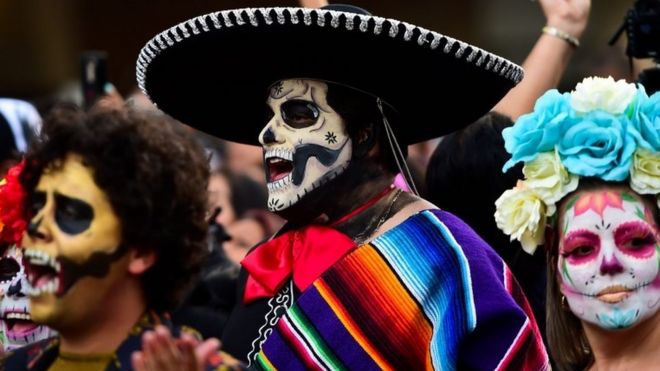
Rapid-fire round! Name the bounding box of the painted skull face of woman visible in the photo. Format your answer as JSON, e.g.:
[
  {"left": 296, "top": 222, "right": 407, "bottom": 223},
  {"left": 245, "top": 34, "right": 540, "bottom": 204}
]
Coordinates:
[
  {"left": 21, "top": 154, "right": 130, "bottom": 330},
  {"left": 259, "top": 79, "right": 352, "bottom": 212},
  {"left": 0, "top": 245, "right": 54, "bottom": 350},
  {"left": 558, "top": 188, "right": 660, "bottom": 330}
]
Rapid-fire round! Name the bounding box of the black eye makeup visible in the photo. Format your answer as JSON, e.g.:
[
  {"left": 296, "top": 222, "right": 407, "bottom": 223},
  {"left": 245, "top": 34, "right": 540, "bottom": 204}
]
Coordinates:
[
  {"left": 280, "top": 100, "right": 320, "bottom": 129},
  {"left": 54, "top": 193, "right": 94, "bottom": 235},
  {"left": 28, "top": 192, "right": 47, "bottom": 218},
  {"left": 263, "top": 105, "right": 275, "bottom": 123}
]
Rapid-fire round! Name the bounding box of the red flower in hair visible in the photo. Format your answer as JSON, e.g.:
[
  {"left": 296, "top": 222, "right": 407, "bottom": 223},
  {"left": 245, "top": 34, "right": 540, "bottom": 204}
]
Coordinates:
[{"left": 0, "top": 161, "right": 28, "bottom": 245}]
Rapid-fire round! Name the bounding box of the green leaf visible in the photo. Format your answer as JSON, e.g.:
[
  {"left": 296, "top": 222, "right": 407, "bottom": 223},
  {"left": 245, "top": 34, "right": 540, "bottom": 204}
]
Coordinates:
[
  {"left": 622, "top": 192, "right": 637, "bottom": 203},
  {"left": 562, "top": 258, "right": 575, "bottom": 287},
  {"left": 564, "top": 195, "right": 579, "bottom": 211}
]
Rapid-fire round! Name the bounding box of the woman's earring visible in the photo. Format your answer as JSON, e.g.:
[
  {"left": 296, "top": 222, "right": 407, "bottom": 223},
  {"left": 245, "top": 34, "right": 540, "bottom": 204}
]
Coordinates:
[{"left": 561, "top": 295, "right": 569, "bottom": 310}]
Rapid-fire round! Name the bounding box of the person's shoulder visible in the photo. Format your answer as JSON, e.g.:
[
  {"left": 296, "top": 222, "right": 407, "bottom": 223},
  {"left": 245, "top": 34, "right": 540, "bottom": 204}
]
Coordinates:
[
  {"left": 375, "top": 193, "right": 436, "bottom": 235},
  {"left": 387, "top": 204, "right": 505, "bottom": 268},
  {"left": 0, "top": 337, "right": 59, "bottom": 371},
  {"left": 427, "top": 209, "right": 496, "bottom": 249},
  {"left": 381, "top": 196, "right": 474, "bottom": 243}
]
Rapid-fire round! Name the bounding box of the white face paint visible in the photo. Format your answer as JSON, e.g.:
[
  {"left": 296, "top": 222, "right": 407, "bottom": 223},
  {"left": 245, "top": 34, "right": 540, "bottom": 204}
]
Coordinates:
[
  {"left": 558, "top": 189, "right": 660, "bottom": 330},
  {"left": 0, "top": 245, "right": 55, "bottom": 351},
  {"left": 259, "top": 79, "right": 352, "bottom": 212}
]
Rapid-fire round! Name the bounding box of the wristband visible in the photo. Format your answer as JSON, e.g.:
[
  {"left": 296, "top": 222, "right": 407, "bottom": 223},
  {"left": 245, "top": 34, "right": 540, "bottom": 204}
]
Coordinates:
[{"left": 542, "top": 26, "right": 580, "bottom": 48}]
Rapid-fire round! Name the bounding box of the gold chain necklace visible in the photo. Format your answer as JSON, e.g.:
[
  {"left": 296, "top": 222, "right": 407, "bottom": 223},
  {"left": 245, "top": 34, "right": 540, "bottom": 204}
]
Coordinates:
[{"left": 354, "top": 188, "right": 402, "bottom": 245}]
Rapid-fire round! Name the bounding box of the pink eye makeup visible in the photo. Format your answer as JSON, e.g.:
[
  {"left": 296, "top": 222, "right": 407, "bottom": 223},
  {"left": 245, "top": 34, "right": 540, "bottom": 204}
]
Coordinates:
[
  {"left": 553, "top": 188, "right": 660, "bottom": 331},
  {"left": 560, "top": 230, "right": 601, "bottom": 264},
  {"left": 614, "top": 221, "right": 658, "bottom": 258}
]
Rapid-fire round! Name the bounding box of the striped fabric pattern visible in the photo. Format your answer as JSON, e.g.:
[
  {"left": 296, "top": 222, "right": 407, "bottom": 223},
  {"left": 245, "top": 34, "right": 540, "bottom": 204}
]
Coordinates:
[{"left": 254, "top": 209, "right": 549, "bottom": 370}]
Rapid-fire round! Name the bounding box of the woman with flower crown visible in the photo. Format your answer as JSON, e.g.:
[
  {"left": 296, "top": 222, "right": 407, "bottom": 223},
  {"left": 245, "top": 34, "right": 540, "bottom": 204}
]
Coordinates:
[{"left": 495, "top": 76, "right": 660, "bottom": 370}]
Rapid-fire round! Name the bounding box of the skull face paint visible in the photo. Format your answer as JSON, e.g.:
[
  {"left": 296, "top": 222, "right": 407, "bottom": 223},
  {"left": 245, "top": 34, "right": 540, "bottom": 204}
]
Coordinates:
[
  {"left": 558, "top": 189, "right": 660, "bottom": 330},
  {"left": 21, "top": 154, "right": 130, "bottom": 328},
  {"left": 260, "top": 79, "right": 352, "bottom": 212},
  {"left": 0, "top": 245, "right": 55, "bottom": 350}
]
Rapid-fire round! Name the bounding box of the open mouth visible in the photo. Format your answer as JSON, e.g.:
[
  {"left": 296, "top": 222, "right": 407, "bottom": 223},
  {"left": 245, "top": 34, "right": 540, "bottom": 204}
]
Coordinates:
[
  {"left": 596, "top": 285, "right": 631, "bottom": 304},
  {"left": 23, "top": 249, "right": 62, "bottom": 296},
  {"left": 1, "top": 310, "right": 40, "bottom": 338},
  {"left": 265, "top": 149, "right": 294, "bottom": 184}
]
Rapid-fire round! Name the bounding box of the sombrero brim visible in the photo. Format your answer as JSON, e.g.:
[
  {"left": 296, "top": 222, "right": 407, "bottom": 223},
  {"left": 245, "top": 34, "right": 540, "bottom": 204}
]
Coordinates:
[{"left": 137, "top": 7, "right": 523, "bottom": 145}]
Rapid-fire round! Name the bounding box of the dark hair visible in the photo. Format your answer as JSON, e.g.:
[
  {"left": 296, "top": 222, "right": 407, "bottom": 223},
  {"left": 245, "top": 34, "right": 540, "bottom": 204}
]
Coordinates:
[
  {"left": 0, "top": 112, "right": 20, "bottom": 175},
  {"left": 325, "top": 83, "right": 404, "bottom": 174},
  {"left": 224, "top": 171, "right": 268, "bottom": 218},
  {"left": 426, "top": 112, "right": 522, "bottom": 256},
  {"left": 425, "top": 111, "right": 548, "bottom": 335},
  {"left": 546, "top": 178, "right": 660, "bottom": 370},
  {"left": 20, "top": 104, "right": 210, "bottom": 312}
]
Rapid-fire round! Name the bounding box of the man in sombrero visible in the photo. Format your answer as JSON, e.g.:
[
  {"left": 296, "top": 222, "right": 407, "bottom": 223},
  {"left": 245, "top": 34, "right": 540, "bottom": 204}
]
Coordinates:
[{"left": 136, "top": 4, "right": 549, "bottom": 370}]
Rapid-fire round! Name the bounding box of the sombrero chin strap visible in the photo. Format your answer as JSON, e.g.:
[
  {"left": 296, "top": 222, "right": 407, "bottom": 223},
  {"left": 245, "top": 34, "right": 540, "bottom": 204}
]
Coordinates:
[{"left": 377, "top": 98, "right": 419, "bottom": 196}]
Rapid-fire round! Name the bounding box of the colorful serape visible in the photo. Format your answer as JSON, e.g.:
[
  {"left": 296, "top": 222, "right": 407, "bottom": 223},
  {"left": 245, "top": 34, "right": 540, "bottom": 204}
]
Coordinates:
[{"left": 254, "top": 209, "right": 549, "bottom": 370}]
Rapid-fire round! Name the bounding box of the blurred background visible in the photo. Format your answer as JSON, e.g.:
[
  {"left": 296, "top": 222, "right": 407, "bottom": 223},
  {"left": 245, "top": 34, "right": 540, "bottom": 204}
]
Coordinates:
[{"left": 0, "top": 0, "right": 643, "bottom": 111}]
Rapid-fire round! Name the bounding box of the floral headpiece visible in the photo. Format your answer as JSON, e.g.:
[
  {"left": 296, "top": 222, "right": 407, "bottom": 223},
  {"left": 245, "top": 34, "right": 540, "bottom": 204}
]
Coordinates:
[
  {"left": 495, "top": 76, "right": 660, "bottom": 254},
  {"left": 0, "top": 161, "right": 28, "bottom": 246}
]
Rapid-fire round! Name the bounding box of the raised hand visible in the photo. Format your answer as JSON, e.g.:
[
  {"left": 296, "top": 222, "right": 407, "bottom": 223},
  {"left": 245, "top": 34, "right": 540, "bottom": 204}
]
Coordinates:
[
  {"left": 298, "top": 0, "right": 329, "bottom": 8},
  {"left": 539, "top": 0, "right": 591, "bottom": 38},
  {"left": 492, "top": 0, "right": 591, "bottom": 119}
]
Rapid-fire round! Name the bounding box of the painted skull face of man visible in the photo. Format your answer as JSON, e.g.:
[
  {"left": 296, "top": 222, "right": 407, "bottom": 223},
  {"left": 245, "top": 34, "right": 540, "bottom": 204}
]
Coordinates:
[
  {"left": 21, "top": 154, "right": 130, "bottom": 329},
  {"left": 0, "top": 245, "right": 54, "bottom": 350},
  {"left": 558, "top": 189, "right": 660, "bottom": 330},
  {"left": 259, "top": 79, "right": 352, "bottom": 212}
]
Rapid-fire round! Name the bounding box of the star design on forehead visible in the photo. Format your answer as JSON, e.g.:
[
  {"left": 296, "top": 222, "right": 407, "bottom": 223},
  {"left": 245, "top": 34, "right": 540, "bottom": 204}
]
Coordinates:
[
  {"left": 271, "top": 81, "right": 284, "bottom": 97},
  {"left": 324, "top": 131, "right": 338, "bottom": 144}
]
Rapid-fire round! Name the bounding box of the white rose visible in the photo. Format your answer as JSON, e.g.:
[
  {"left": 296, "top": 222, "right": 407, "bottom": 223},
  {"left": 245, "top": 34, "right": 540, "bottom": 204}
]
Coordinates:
[
  {"left": 494, "top": 183, "right": 547, "bottom": 255},
  {"left": 630, "top": 149, "right": 660, "bottom": 195},
  {"left": 523, "top": 151, "right": 579, "bottom": 214},
  {"left": 570, "top": 76, "right": 637, "bottom": 115}
]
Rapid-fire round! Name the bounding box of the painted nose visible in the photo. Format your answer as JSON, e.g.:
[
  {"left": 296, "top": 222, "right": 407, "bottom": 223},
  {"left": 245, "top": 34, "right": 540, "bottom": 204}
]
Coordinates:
[
  {"left": 261, "top": 127, "right": 277, "bottom": 144},
  {"left": 600, "top": 254, "right": 624, "bottom": 275},
  {"left": 7, "top": 279, "right": 24, "bottom": 297}
]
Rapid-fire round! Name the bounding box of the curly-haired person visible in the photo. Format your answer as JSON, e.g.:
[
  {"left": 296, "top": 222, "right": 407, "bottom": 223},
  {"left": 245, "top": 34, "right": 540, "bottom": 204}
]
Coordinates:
[{"left": 0, "top": 105, "right": 243, "bottom": 370}]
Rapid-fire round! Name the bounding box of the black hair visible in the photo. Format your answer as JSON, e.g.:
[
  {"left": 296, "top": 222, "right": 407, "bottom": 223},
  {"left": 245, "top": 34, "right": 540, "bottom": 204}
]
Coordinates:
[
  {"left": 426, "top": 111, "right": 547, "bottom": 336},
  {"left": 0, "top": 112, "right": 19, "bottom": 165},
  {"left": 225, "top": 171, "right": 268, "bottom": 218},
  {"left": 325, "top": 83, "right": 404, "bottom": 174},
  {"left": 426, "top": 111, "right": 522, "bottom": 255},
  {"left": 20, "top": 105, "right": 210, "bottom": 312}
]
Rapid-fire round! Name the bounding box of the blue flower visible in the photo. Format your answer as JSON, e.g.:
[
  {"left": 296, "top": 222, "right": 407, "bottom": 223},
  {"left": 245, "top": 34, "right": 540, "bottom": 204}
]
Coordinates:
[
  {"left": 630, "top": 87, "right": 660, "bottom": 152},
  {"left": 557, "top": 111, "right": 636, "bottom": 181},
  {"left": 502, "top": 90, "right": 574, "bottom": 171}
]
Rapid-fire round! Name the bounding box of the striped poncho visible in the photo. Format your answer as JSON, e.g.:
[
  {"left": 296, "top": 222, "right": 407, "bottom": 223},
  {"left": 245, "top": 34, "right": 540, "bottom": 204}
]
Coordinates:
[{"left": 250, "top": 209, "right": 549, "bottom": 370}]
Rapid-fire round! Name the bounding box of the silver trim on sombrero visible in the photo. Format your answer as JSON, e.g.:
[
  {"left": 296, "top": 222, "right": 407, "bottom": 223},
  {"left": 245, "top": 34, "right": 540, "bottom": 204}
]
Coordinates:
[{"left": 136, "top": 7, "right": 524, "bottom": 100}]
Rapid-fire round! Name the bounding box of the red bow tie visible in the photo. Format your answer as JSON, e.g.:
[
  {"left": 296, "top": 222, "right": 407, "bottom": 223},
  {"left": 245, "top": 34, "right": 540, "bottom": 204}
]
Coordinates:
[
  {"left": 241, "top": 224, "right": 356, "bottom": 304},
  {"left": 241, "top": 184, "right": 395, "bottom": 304}
]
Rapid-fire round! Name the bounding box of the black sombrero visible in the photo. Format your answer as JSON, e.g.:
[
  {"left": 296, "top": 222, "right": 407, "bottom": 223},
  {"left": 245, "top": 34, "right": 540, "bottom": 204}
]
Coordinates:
[{"left": 137, "top": 5, "right": 523, "bottom": 145}]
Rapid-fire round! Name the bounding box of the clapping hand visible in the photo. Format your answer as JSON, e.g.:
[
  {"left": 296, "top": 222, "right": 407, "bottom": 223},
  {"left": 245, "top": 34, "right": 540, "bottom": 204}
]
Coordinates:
[{"left": 131, "top": 325, "right": 242, "bottom": 371}]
